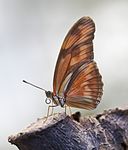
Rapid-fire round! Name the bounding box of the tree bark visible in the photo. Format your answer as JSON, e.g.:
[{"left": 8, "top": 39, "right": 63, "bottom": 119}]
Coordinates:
[{"left": 8, "top": 108, "right": 128, "bottom": 150}]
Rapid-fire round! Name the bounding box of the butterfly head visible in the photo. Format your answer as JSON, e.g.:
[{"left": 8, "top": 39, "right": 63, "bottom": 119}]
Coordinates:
[
  {"left": 45, "top": 91, "right": 53, "bottom": 99},
  {"left": 45, "top": 91, "right": 53, "bottom": 104}
]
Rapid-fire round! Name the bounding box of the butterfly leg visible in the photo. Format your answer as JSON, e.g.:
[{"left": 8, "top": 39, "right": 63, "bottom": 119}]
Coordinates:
[
  {"left": 68, "top": 106, "right": 72, "bottom": 116},
  {"left": 64, "top": 105, "right": 67, "bottom": 115},
  {"left": 50, "top": 101, "right": 54, "bottom": 116},
  {"left": 43, "top": 104, "right": 58, "bottom": 123},
  {"left": 64, "top": 105, "right": 72, "bottom": 116}
]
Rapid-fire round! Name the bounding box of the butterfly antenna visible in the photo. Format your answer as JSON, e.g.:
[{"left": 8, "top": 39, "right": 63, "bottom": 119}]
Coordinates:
[{"left": 23, "top": 80, "right": 47, "bottom": 92}]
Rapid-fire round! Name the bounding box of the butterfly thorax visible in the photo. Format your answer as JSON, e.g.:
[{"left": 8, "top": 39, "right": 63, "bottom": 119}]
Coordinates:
[{"left": 45, "top": 91, "right": 65, "bottom": 107}]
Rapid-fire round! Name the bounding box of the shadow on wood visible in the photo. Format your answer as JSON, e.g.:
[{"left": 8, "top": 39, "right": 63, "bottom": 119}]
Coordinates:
[{"left": 8, "top": 108, "right": 128, "bottom": 150}]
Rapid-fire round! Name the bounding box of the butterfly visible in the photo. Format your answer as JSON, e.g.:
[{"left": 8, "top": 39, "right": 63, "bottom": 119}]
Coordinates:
[{"left": 23, "top": 16, "right": 103, "bottom": 110}]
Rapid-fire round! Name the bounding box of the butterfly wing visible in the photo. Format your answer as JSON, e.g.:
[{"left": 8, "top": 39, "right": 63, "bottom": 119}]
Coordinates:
[
  {"left": 53, "top": 16, "right": 103, "bottom": 109},
  {"left": 65, "top": 61, "right": 103, "bottom": 109},
  {"left": 53, "top": 17, "right": 95, "bottom": 94}
]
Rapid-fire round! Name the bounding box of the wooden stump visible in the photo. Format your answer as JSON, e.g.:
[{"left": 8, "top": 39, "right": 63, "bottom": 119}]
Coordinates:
[{"left": 8, "top": 108, "right": 128, "bottom": 150}]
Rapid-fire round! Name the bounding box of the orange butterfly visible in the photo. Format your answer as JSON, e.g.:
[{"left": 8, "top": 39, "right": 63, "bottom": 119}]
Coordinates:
[{"left": 23, "top": 16, "right": 103, "bottom": 110}]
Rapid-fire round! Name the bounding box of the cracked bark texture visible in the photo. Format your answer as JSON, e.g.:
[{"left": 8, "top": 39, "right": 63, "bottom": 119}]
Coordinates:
[{"left": 8, "top": 108, "right": 128, "bottom": 150}]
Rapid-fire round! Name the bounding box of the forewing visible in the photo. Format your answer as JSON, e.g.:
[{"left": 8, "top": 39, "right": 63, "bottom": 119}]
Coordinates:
[
  {"left": 53, "top": 17, "right": 95, "bottom": 96},
  {"left": 65, "top": 61, "right": 103, "bottom": 109}
]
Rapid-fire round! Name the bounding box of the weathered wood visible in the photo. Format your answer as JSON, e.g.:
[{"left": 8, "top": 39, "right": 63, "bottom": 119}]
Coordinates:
[{"left": 8, "top": 108, "right": 128, "bottom": 150}]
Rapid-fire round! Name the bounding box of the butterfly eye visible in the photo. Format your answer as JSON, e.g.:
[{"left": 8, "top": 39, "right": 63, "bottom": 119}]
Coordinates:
[{"left": 45, "top": 98, "right": 51, "bottom": 104}]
